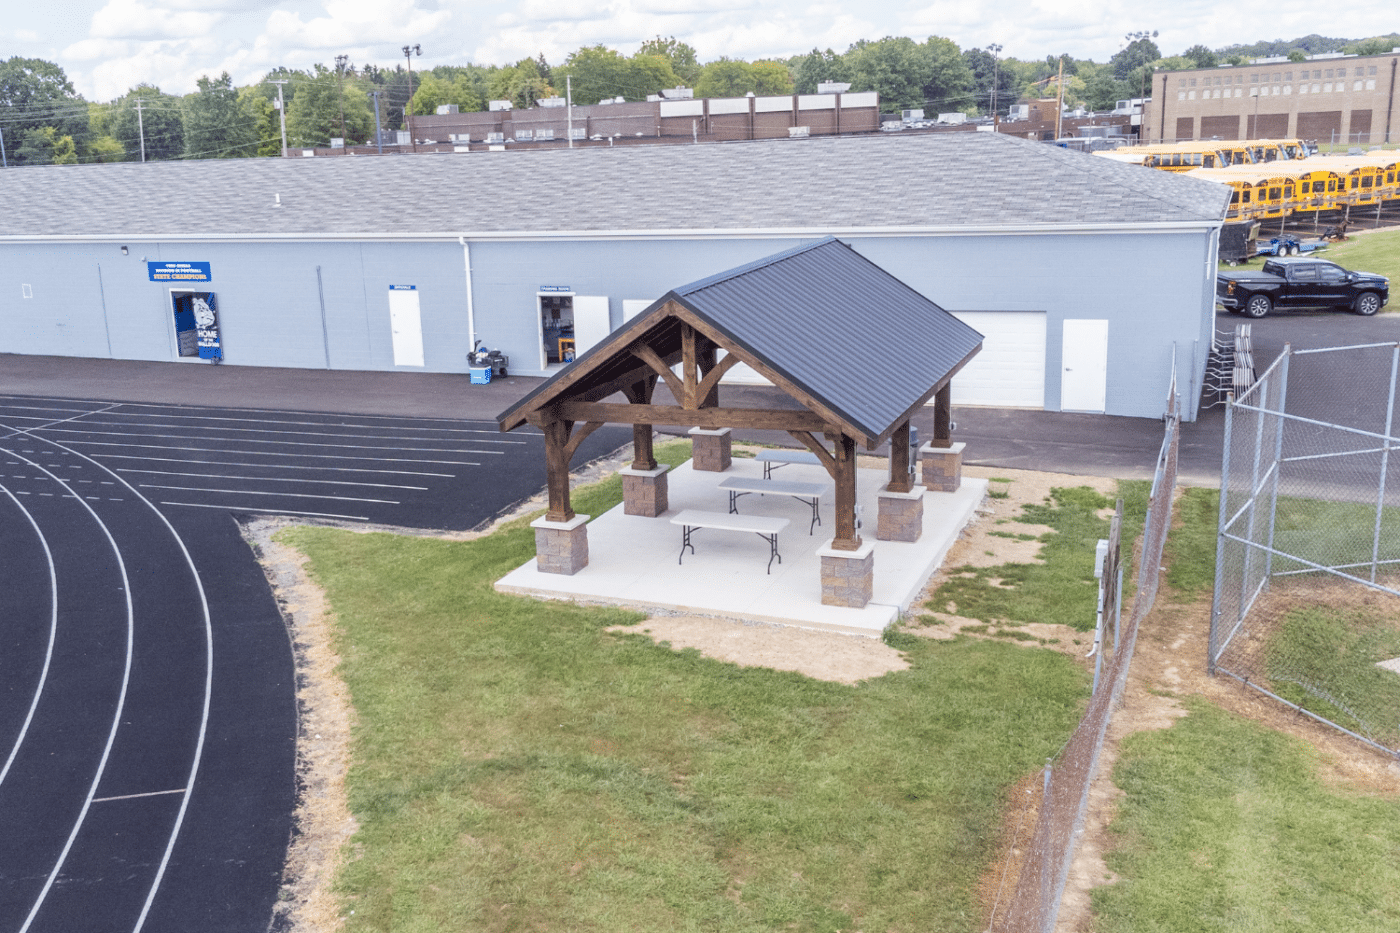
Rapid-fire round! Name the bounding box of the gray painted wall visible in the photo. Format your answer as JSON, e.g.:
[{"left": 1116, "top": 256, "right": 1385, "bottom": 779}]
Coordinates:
[{"left": 0, "top": 229, "right": 1214, "bottom": 420}]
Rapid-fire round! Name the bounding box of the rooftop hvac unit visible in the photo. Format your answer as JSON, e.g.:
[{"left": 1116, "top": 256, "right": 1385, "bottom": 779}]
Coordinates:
[
  {"left": 535, "top": 128, "right": 555, "bottom": 140},
  {"left": 449, "top": 133, "right": 470, "bottom": 143},
  {"left": 330, "top": 137, "right": 344, "bottom": 149},
  {"left": 598, "top": 96, "right": 626, "bottom": 105},
  {"left": 817, "top": 82, "right": 851, "bottom": 94},
  {"left": 660, "top": 87, "right": 694, "bottom": 99},
  {"left": 536, "top": 97, "right": 566, "bottom": 108},
  {"left": 514, "top": 129, "right": 533, "bottom": 141},
  {"left": 569, "top": 127, "right": 586, "bottom": 140},
  {"left": 395, "top": 130, "right": 411, "bottom": 145},
  {"left": 788, "top": 126, "right": 810, "bottom": 138},
  {"left": 436, "top": 104, "right": 459, "bottom": 115},
  {"left": 485, "top": 132, "right": 504, "bottom": 144},
  {"left": 901, "top": 109, "right": 924, "bottom": 122},
  {"left": 488, "top": 100, "right": 512, "bottom": 111}
]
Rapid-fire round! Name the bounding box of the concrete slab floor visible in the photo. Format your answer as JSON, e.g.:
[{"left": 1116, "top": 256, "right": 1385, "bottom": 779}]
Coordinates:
[{"left": 496, "top": 458, "right": 987, "bottom": 637}]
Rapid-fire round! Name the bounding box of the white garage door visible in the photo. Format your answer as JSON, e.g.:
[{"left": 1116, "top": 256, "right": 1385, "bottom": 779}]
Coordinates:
[{"left": 948, "top": 311, "right": 1046, "bottom": 409}]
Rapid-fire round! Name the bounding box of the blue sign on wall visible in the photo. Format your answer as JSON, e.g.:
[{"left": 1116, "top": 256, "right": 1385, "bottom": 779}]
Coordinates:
[
  {"left": 539, "top": 284, "right": 572, "bottom": 293},
  {"left": 149, "top": 261, "right": 212, "bottom": 283}
]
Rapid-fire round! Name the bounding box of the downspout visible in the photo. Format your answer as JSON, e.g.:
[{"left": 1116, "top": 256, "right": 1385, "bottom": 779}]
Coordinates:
[
  {"left": 459, "top": 236, "right": 477, "bottom": 358},
  {"left": 1158, "top": 74, "right": 1166, "bottom": 144},
  {"left": 1385, "top": 57, "right": 1397, "bottom": 145}
]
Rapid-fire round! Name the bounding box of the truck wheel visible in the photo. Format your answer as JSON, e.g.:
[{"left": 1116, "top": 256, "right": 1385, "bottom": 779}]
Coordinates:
[
  {"left": 1354, "top": 292, "right": 1381, "bottom": 316},
  {"left": 1244, "top": 294, "right": 1272, "bottom": 318}
]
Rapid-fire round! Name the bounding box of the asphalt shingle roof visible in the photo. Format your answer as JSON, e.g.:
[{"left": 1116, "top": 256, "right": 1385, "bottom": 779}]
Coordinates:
[
  {"left": 0, "top": 132, "right": 1231, "bottom": 238},
  {"left": 500, "top": 237, "right": 984, "bottom": 446}
]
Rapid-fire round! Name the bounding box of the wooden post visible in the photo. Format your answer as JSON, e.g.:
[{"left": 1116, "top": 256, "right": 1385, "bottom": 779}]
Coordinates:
[
  {"left": 697, "top": 343, "right": 719, "bottom": 408},
  {"left": 888, "top": 419, "right": 913, "bottom": 493},
  {"left": 830, "top": 432, "right": 861, "bottom": 550},
  {"left": 624, "top": 378, "right": 657, "bottom": 471},
  {"left": 932, "top": 383, "right": 953, "bottom": 448},
  {"left": 543, "top": 419, "right": 575, "bottom": 522}
]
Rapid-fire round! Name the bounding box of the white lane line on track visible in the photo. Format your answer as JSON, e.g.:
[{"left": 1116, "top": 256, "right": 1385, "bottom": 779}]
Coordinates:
[
  {"left": 95, "top": 454, "right": 455, "bottom": 478},
  {"left": 137, "top": 484, "right": 399, "bottom": 505},
  {"left": 159, "top": 501, "right": 370, "bottom": 521},
  {"left": 4, "top": 429, "right": 216, "bottom": 933},
  {"left": 64, "top": 440, "right": 483, "bottom": 466},
  {"left": 4, "top": 448, "right": 135, "bottom": 933},
  {"left": 40, "top": 427, "right": 507, "bottom": 455},
  {"left": 44, "top": 419, "right": 528, "bottom": 445},
  {"left": 0, "top": 397, "right": 501, "bottom": 427},
  {"left": 117, "top": 469, "right": 428, "bottom": 491},
  {"left": 92, "top": 788, "right": 187, "bottom": 804},
  {"left": 0, "top": 486, "right": 59, "bottom": 790}
]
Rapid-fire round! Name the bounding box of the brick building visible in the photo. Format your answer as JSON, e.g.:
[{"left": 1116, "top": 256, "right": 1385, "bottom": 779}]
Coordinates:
[{"left": 1146, "top": 51, "right": 1399, "bottom": 145}]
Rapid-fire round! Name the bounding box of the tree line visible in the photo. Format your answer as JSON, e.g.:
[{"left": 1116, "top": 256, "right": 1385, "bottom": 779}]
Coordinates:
[{"left": 3, "top": 30, "right": 1397, "bottom": 166}]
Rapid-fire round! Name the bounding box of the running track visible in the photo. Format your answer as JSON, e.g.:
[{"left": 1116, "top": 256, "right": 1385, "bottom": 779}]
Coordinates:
[{"left": 0, "top": 395, "right": 629, "bottom": 932}]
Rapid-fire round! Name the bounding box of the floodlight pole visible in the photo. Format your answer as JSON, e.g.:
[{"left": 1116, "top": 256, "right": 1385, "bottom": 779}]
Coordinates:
[
  {"left": 135, "top": 98, "right": 146, "bottom": 162},
  {"left": 371, "top": 90, "right": 384, "bottom": 154},
  {"left": 335, "top": 54, "right": 349, "bottom": 144},
  {"left": 987, "top": 43, "right": 1002, "bottom": 131}
]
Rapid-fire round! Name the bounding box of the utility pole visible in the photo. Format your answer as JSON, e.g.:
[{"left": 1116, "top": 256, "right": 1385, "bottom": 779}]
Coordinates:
[
  {"left": 403, "top": 44, "right": 421, "bottom": 153},
  {"left": 567, "top": 74, "right": 573, "bottom": 148},
  {"left": 270, "top": 79, "right": 289, "bottom": 157},
  {"left": 987, "top": 43, "right": 1003, "bottom": 132},
  {"left": 0, "top": 126, "right": 7, "bottom": 168},
  {"left": 135, "top": 98, "right": 147, "bottom": 162},
  {"left": 371, "top": 90, "right": 384, "bottom": 154},
  {"left": 335, "top": 54, "right": 348, "bottom": 145},
  {"left": 1055, "top": 56, "right": 1065, "bottom": 141}
]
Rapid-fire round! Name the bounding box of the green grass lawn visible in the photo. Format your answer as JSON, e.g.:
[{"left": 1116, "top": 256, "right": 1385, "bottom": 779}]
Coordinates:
[
  {"left": 924, "top": 482, "right": 1145, "bottom": 631},
  {"left": 284, "top": 445, "right": 1090, "bottom": 932},
  {"left": 1217, "top": 227, "right": 1400, "bottom": 296},
  {"left": 1095, "top": 700, "right": 1400, "bottom": 932}
]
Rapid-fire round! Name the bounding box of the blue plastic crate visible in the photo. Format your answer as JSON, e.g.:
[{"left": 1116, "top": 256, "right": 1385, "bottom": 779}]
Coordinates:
[{"left": 469, "top": 366, "right": 492, "bottom": 385}]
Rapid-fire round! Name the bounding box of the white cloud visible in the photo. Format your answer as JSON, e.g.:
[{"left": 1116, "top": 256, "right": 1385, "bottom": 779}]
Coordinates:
[
  {"left": 90, "top": 0, "right": 224, "bottom": 40},
  {"left": 15, "top": 29, "right": 41, "bottom": 41},
  {"left": 264, "top": 0, "right": 452, "bottom": 50}
]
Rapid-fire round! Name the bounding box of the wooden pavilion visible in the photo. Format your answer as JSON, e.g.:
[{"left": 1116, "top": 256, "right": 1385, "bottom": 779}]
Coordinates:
[{"left": 497, "top": 237, "right": 983, "bottom": 607}]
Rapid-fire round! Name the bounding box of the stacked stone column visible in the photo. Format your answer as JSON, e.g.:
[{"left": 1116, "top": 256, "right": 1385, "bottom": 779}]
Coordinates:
[
  {"left": 819, "top": 541, "right": 875, "bottom": 608},
  {"left": 620, "top": 465, "right": 669, "bottom": 517},
  {"left": 531, "top": 514, "right": 590, "bottom": 575},
  {"left": 920, "top": 441, "right": 965, "bottom": 492},
  {"left": 688, "top": 427, "right": 732, "bottom": 472}
]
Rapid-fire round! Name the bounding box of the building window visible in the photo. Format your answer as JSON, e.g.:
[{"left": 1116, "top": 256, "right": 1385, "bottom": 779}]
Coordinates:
[
  {"left": 1324, "top": 83, "right": 1332, "bottom": 93},
  {"left": 1214, "top": 77, "right": 1222, "bottom": 85},
  {"left": 1178, "top": 90, "right": 1186, "bottom": 101},
  {"left": 1355, "top": 80, "right": 1363, "bottom": 91},
  {"left": 1370, "top": 66, "right": 1378, "bottom": 76},
  {"left": 1273, "top": 86, "right": 1281, "bottom": 95},
  {"left": 1299, "top": 84, "right": 1308, "bottom": 94},
  {"left": 1368, "top": 79, "right": 1377, "bottom": 90},
  {"left": 1236, "top": 88, "right": 1243, "bottom": 97},
  {"left": 1236, "top": 75, "right": 1243, "bottom": 84},
  {"left": 1283, "top": 85, "right": 1291, "bottom": 94},
  {"left": 1272, "top": 73, "right": 1281, "bottom": 81},
  {"left": 1189, "top": 78, "right": 1197, "bottom": 86},
  {"left": 1179, "top": 78, "right": 1186, "bottom": 87},
  {"left": 1313, "top": 70, "right": 1321, "bottom": 79},
  {"left": 1252, "top": 74, "right": 1259, "bottom": 82},
  {"left": 1188, "top": 90, "right": 1196, "bottom": 99},
  {"left": 1325, "top": 69, "right": 1334, "bottom": 78},
  {"left": 1284, "top": 72, "right": 1292, "bottom": 80},
  {"left": 1313, "top": 83, "right": 1320, "bottom": 93}
]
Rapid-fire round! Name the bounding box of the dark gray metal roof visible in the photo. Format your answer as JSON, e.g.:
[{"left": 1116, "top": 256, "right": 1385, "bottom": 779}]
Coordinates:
[
  {"left": 0, "top": 132, "right": 1230, "bottom": 239},
  {"left": 499, "top": 237, "right": 983, "bottom": 446}
]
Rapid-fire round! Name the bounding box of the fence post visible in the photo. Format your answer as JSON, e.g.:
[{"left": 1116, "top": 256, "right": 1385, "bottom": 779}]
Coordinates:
[
  {"left": 1262, "top": 350, "right": 1290, "bottom": 581},
  {"left": 1372, "top": 345, "right": 1400, "bottom": 582},
  {"left": 1209, "top": 394, "right": 1236, "bottom": 675}
]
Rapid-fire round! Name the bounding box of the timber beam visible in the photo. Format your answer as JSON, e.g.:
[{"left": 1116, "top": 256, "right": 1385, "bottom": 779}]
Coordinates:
[{"left": 556, "top": 401, "right": 836, "bottom": 434}]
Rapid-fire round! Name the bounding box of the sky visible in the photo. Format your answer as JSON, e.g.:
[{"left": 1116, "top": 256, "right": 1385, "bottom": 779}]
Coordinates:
[{"left": 9, "top": 0, "right": 1400, "bottom": 101}]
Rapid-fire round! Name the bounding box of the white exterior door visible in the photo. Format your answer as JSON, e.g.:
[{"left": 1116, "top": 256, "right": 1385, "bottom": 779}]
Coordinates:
[
  {"left": 572, "top": 296, "right": 611, "bottom": 357},
  {"left": 1061, "top": 318, "right": 1109, "bottom": 412},
  {"left": 387, "top": 285, "right": 424, "bottom": 367},
  {"left": 948, "top": 311, "right": 1046, "bottom": 408}
]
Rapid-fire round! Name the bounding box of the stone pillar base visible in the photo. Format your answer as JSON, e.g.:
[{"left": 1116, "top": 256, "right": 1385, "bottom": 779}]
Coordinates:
[
  {"left": 920, "top": 441, "right": 965, "bottom": 493},
  {"left": 876, "top": 484, "right": 925, "bottom": 542},
  {"left": 532, "top": 514, "right": 590, "bottom": 575},
  {"left": 689, "top": 427, "right": 732, "bottom": 472},
  {"left": 818, "top": 540, "right": 875, "bottom": 608},
  {"left": 621, "top": 465, "right": 669, "bottom": 517}
]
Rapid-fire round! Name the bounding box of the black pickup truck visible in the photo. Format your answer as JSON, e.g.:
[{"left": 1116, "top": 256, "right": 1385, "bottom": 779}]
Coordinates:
[{"left": 1217, "top": 257, "right": 1390, "bottom": 318}]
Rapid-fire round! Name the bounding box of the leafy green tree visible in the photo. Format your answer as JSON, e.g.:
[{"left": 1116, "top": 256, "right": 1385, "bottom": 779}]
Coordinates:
[
  {"left": 409, "top": 72, "right": 485, "bottom": 114},
  {"left": 1287, "top": 49, "right": 1309, "bottom": 63},
  {"left": 637, "top": 36, "right": 701, "bottom": 85},
  {"left": 85, "top": 135, "right": 124, "bottom": 162},
  {"left": 791, "top": 48, "right": 851, "bottom": 94},
  {"left": 52, "top": 133, "right": 77, "bottom": 164},
  {"left": 109, "top": 84, "right": 185, "bottom": 161},
  {"left": 183, "top": 72, "right": 258, "bottom": 158},
  {"left": 1082, "top": 66, "right": 1129, "bottom": 111},
  {"left": 557, "top": 45, "right": 631, "bottom": 105},
  {"left": 962, "top": 46, "right": 1016, "bottom": 115},
  {"left": 628, "top": 54, "right": 683, "bottom": 98},
  {"left": 750, "top": 60, "right": 794, "bottom": 95},
  {"left": 362, "top": 64, "right": 414, "bottom": 131},
  {"left": 14, "top": 126, "right": 67, "bottom": 165},
  {"left": 845, "top": 36, "right": 972, "bottom": 114},
  {"left": 1183, "top": 44, "right": 1217, "bottom": 69},
  {"left": 238, "top": 86, "right": 281, "bottom": 156},
  {"left": 1346, "top": 35, "right": 1400, "bottom": 56},
  {"left": 286, "top": 64, "right": 374, "bottom": 146},
  {"left": 0, "top": 57, "right": 89, "bottom": 147},
  {"left": 694, "top": 58, "right": 756, "bottom": 98},
  {"left": 1111, "top": 35, "right": 1160, "bottom": 80},
  {"left": 485, "top": 57, "right": 553, "bottom": 110}
]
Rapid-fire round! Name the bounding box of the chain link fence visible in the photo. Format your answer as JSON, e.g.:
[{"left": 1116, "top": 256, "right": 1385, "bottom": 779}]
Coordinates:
[
  {"left": 990, "top": 386, "right": 1180, "bottom": 933},
  {"left": 1211, "top": 343, "right": 1400, "bottom": 758}
]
